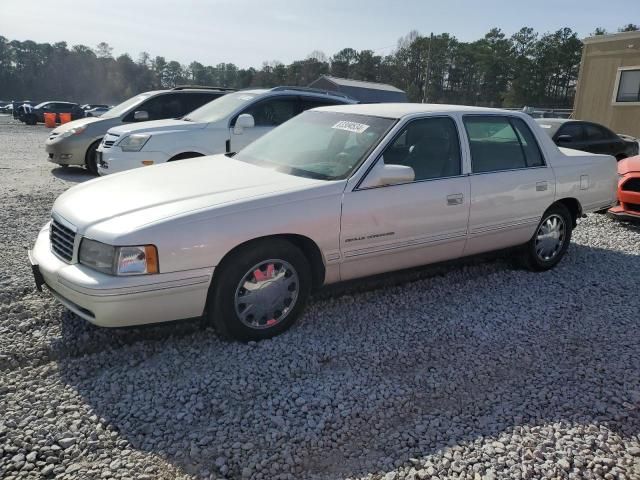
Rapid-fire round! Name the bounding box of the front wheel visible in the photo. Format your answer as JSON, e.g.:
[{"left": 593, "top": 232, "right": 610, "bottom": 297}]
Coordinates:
[
  {"left": 520, "top": 203, "right": 573, "bottom": 271},
  {"left": 85, "top": 140, "right": 101, "bottom": 175},
  {"left": 207, "top": 239, "right": 311, "bottom": 341}
]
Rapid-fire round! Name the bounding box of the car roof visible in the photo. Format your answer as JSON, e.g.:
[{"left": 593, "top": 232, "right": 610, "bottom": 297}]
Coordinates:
[
  {"left": 315, "top": 103, "right": 523, "bottom": 119},
  {"left": 238, "top": 88, "right": 355, "bottom": 102},
  {"left": 534, "top": 118, "right": 572, "bottom": 125}
]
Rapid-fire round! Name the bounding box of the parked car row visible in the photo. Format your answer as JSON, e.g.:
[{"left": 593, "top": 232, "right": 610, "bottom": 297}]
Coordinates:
[
  {"left": 10, "top": 100, "right": 113, "bottom": 124},
  {"left": 45, "top": 86, "right": 233, "bottom": 173},
  {"left": 29, "top": 100, "right": 620, "bottom": 341}
]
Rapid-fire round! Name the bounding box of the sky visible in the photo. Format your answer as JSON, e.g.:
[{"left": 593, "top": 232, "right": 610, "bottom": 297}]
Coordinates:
[{"left": 1, "top": 0, "right": 638, "bottom": 68}]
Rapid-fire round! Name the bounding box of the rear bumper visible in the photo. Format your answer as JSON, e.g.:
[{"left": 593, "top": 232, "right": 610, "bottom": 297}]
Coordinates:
[{"left": 29, "top": 223, "right": 213, "bottom": 327}]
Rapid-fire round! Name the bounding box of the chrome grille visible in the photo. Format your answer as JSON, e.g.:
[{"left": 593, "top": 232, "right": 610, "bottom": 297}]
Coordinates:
[
  {"left": 50, "top": 219, "right": 76, "bottom": 262},
  {"left": 102, "top": 133, "right": 120, "bottom": 149}
]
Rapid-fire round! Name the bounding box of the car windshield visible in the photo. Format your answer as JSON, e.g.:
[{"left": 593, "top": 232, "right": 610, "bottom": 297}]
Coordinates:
[
  {"left": 183, "top": 92, "right": 260, "bottom": 123},
  {"left": 100, "top": 93, "right": 152, "bottom": 119},
  {"left": 234, "top": 110, "right": 395, "bottom": 180}
]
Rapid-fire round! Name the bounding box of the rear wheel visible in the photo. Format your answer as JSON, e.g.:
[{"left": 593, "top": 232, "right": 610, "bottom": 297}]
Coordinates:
[
  {"left": 85, "top": 139, "right": 101, "bottom": 175},
  {"left": 207, "top": 239, "right": 311, "bottom": 341},
  {"left": 520, "top": 203, "right": 573, "bottom": 271},
  {"left": 25, "top": 114, "right": 37, "bottom": 125}
]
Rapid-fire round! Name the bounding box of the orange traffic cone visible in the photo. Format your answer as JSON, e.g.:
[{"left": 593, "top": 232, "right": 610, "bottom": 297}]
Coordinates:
[
  {"left": 59, "top": 112, "right": 72, "bottom": 124},
  {"left": 44, "top": 112, "right": 56, "bottom": 128}
]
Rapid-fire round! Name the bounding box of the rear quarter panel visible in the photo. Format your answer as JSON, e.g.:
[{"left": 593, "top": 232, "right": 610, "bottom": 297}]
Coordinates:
[{"left": 551, "top": 148, "right": 617, "bottom": 212}]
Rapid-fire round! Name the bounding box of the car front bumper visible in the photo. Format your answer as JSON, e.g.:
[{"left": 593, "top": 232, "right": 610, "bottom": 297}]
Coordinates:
[
  {"left": 96, "top": 147, "right": 169, "bottom": 175},
  {"left": 29, "top": 223, "right": 213, "bottom": 327},
  {"left": 608, "top": 173, "right": 640, "bottom": 221},
  {"left": 45, "top": 135, "right": 92, "bottom": 166}
]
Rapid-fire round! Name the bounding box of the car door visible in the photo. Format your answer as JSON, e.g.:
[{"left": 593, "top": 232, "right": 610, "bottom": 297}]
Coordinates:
[
  {"left": 340, "top": 116, "right": 471, "bottom": 281},
  {"left": 463, "top": 115, "right": 555, "bottom": 256},
  {"left": 228, "top": 96, "right": 299, "bottom": 152}
]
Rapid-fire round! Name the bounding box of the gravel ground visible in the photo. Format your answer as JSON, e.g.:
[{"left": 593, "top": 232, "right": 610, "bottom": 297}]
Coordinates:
[{"left": 1, "top": 114, "right": 640, "bottom": 480}]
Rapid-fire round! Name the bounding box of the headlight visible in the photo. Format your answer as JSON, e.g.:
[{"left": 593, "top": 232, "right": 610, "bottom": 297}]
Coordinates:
[
  {"left": 119, "top": 134, "right": 151, "bottom": 152},
  {"left": 79, "top": 239, "right": 158, "bottom": 275},
  {"left": 60, "top": 126, "right": 87, "bottom": 138}
]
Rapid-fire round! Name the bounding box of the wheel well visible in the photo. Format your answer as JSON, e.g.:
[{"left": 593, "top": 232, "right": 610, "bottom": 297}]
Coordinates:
[
  {"left": 213, "top": 234, "right": 326, "bottom": 291},
  {"left": 85, "top": 139, "right": 102, "bottom": 164},
  {"left": 615, "top": 154, "right": 627, "bottom": 161},
  {"left": 169, "top": 152, "right": 204, "bottom": 161},
  {"left": 554, "top": 198, "right": 582, "bottom": 226}
]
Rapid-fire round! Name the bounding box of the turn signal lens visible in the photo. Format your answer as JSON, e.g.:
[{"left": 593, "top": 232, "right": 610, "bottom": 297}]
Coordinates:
[
  {"left": 141, "top": 160, "right": 154, "bottom": 166},
  {"left": 115, "top": 245, "right": 159, "bottom": 275}
]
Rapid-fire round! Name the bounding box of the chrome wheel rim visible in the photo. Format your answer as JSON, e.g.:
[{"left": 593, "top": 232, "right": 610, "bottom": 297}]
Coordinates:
[
  {"left": 234, "top": 259, "right": 299, "bottom": 329},
  {"left": 535, "top": 214, "right": 566, "bottom": 261}
]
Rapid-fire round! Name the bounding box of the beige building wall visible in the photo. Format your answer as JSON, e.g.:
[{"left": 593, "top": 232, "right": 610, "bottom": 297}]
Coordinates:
[{"left": 573, "top": 31, "right": 640, "bottom": 137}]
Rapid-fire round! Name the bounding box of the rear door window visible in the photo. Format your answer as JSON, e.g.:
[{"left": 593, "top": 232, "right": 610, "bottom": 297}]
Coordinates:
[{"left": 464, "top": 116, "right": 527, "bottom": 173}]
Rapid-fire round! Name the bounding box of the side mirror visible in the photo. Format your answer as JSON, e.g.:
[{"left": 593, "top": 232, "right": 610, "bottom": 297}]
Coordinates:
[
  {"left": 557, "top": 135, "right": 572, "bottom": 144},
  {"left": 133, "top": 110, "right": 149, "bottom": 122},
  {"left": 233, "top": 114, "right": 255, "bottom": 135},
  {"left": 359, "top": 159, "right": 415, "bottom": 189}
]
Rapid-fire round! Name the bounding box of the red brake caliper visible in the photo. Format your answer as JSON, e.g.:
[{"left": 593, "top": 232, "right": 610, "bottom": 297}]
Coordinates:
[
  {"left": 253, "top": 263, "right": 275, "bottom": 282},
  {"left": 253, "top": 264, "right": 278, "bottom": 325}
]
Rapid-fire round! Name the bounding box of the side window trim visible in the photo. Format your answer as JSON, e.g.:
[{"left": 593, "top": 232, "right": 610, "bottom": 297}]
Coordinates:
[
  {"left": 355, "top": 114, "right": 464, "bottom": 191},
  {"left": 509, "top": 117, "right": 547, "bottom": 167},
  {"left": 462, "top": 114, "right": 548, "bottom": 174}
]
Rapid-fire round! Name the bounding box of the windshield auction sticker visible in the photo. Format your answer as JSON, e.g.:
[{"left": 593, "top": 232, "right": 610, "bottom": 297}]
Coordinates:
[{"left": 332, "top": 121, "right": 370, "bottom": 134}]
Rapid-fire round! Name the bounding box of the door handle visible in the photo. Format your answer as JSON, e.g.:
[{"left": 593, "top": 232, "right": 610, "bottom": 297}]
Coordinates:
[
  {"left": 536, "top": 181, "right": 548, "bottom": 192},
  {"left": 446, "top": 193, "right": 464, "bottom": 206}
]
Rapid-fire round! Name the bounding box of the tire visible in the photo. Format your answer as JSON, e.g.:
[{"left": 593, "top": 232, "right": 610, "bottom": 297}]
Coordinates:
[
  {"left": 520, "top": 203, "right": 573, "bottom": 271},
  {"left": 85, "top": 140, "right": 101, "bottom": 175},
  {"left": 25, "top": 114, "right": 37, "bottom": 125},
  {"left": 168, "top": 152, "right": 204, "bottom": 162},
  {"left": 207, "top": 239, "right": 311, "bottom": 341}
]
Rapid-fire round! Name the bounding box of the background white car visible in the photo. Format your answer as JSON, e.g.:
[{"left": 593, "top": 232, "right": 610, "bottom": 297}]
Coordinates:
[
  {"left": 96, "top": 87, "right": 356, "bottom": 175},
  {"left": 31, "top": 104, "right": 617, "bottom": 341}
]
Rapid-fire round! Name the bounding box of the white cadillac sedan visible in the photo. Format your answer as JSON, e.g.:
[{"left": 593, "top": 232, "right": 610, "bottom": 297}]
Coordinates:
[{"left": 29, "top": 104, "right": 618, "bottom": 341}]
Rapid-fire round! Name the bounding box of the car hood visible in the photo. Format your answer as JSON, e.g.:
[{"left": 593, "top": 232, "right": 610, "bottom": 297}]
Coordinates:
[
  {"left": 618, "top": 155, "right": 640, "bottom": 175},
  {"left": 107, "top": 118, "right": 205, "bottom": 136},
  {"left": 51, "top": 117, "right": 102, "bottom": 134},
  {"left": 52, "top": 155, "right": 329, "bottom": 238}
]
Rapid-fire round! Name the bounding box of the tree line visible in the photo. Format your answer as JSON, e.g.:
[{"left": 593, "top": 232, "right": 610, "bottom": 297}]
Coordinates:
[{"left": 0, "top": 24, "right": 637, "bottom": 108}]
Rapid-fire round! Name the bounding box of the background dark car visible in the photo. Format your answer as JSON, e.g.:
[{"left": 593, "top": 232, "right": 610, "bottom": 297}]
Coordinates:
[
  {"left": 81, "top": 104, "right": 109, "bottom": 111},
  {"left": 12, "top": 100, "right": 36, "bottom": 120},
  {"left": 536, "top": 118, "right": 639, "bottom": 160},
  {"left": 23, "top": 101, "right": 85, "bottom": 125}
]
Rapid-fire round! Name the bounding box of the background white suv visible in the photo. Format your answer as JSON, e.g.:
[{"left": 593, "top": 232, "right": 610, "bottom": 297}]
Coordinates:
[{"left": 96, "top": 87, "right": 357, "bottom": 175}]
